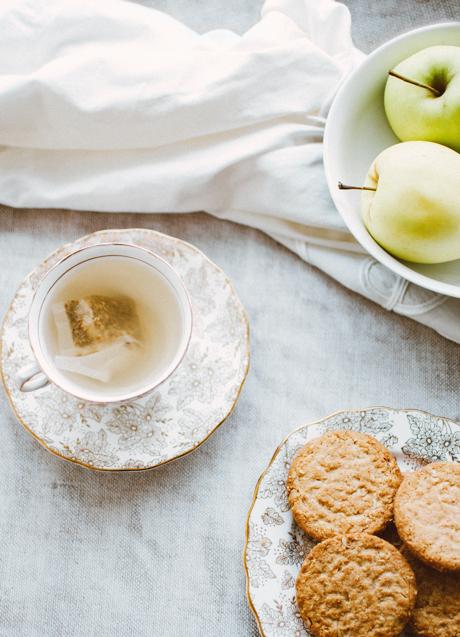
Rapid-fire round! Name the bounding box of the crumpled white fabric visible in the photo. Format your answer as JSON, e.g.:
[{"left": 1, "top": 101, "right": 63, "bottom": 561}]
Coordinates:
[{"left": 0, "top": 0, "right": 459, "bottom": 342}]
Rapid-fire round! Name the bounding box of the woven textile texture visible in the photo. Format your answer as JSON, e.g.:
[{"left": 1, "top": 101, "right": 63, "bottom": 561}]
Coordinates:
[{"left": 0, "top": 1, "right": 459, "bottom": 636}]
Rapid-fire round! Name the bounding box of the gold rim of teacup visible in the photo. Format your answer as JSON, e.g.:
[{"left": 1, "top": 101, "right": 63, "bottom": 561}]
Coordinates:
[
  {"left": 0, "top": 228, "right": 250, "bottom": 472},
  {"left": 26, "top": 241, "right": 194, "bottom": 403}
]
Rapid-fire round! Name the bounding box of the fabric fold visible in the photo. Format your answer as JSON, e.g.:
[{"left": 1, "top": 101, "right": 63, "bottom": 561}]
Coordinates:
[{"left": 1, "top": 0, "right": 459, "bottom": 343}]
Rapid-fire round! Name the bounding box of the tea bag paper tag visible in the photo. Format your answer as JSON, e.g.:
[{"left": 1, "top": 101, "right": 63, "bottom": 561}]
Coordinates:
[
  {"left": 55, "top": 335, "right": 140, "bottom": 383},
  {"left": 52, "top": 302, "right": 75, "bottom": 354}
]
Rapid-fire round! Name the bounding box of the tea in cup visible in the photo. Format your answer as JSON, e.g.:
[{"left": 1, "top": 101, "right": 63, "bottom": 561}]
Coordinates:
[{"left": 17, "top": 243, "right": 192, "bottom": 403}]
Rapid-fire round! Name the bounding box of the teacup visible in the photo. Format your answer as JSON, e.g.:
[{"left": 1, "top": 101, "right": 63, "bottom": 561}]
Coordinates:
[{"left": 16, "top": 242, "right": 192, "bottom": 403}]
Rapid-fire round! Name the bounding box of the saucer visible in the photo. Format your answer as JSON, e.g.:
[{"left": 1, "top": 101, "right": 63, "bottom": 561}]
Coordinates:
[
  {"left": 244, "top": 407, "right": 460, "bottom": 637},
  {"left": 1, "top": 228, "right": 249, "bottom": 471}
]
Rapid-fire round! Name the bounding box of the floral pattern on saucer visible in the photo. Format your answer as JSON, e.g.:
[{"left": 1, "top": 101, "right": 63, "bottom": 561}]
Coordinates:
[
  {"left": 244, "top": 407, "right": 460, "bottom": 637},
  {"left": 1, "top": 229, "right": 249, "bottom": 471}
]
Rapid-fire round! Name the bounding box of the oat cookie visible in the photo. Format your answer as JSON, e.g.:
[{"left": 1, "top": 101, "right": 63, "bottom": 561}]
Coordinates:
[
  {"left": 404, "top": 549, "right": 460, "bottom": 637},
  {"left": 296, "top": 534, "right": 416, "bottom": 637},
  {"left": 395, "top": 462, "right": 460, "bottom": 571},
  {"left": 287, "top": 430, "right": 402, "bottom": 540}
]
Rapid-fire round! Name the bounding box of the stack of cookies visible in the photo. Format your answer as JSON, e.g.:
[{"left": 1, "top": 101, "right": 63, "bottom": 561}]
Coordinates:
[{"left": 286, "top": 430, "right": 460, "bottom": 637}]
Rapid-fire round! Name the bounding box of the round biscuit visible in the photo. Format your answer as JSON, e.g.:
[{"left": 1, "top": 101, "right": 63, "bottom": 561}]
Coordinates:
[
  {"left": 404, "top": 549, "right": 460, "bottom": 637},
  {"left": 395, "top": 462, "right": 460, "bottom": 571},
  {"left": 296, "top": 533, "right": 416, "bottom": 637},
  {"left": 287, "top": 429, "right": 402, "bottom": 540}
]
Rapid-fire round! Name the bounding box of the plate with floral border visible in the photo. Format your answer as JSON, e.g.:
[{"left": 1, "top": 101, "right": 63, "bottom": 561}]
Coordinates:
[
  {"left": 244, "top": 407, "right": 460, "bottom": 637},
  {"left": 1, "top": 228, "right": 249, "bottom": 471}
]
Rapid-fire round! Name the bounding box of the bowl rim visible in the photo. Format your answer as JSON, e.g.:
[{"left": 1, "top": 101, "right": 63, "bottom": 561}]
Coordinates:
[{"left": 324, "top": 21, "right": 460, "bottom": 298}]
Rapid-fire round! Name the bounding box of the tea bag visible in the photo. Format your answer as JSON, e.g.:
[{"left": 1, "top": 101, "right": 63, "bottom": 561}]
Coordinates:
[{"left": 52, "top": 295, "right": 142, "bottom": 383}]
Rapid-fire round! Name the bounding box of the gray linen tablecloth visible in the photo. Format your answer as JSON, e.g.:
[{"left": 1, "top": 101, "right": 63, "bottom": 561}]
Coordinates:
[{"left": 1, "top": 1, "right": 459, "bottom": 636}]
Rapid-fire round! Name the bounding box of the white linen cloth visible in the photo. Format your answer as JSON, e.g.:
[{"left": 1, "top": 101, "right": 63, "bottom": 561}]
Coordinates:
[{"left": 0, "top": 0, "right": 459, "bottom": 342}]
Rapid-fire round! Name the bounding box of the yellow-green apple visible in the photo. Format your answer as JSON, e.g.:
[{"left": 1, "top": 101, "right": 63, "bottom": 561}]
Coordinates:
[
  {"left": 384, "top": 46, "right": 460, "bottom": 152},
  {"left": 340, "top": 141, "right": 460, "bottom": 264}
]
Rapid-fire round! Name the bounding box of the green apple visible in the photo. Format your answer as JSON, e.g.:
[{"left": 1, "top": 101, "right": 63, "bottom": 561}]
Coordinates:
[
  {"left": 384, "top": 46, "right": 460, "bottom": 153},
  {"left": 358, "top": 141, "right": 460, "bottom": 264}
]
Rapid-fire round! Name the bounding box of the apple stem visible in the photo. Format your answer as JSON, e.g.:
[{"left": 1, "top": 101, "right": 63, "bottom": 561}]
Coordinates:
[
  {"left": 388, "top": 70, "right": 441, "bottom": 97},
  {"left": 338, "top": 182, "right": 377, "bottom": 192}
]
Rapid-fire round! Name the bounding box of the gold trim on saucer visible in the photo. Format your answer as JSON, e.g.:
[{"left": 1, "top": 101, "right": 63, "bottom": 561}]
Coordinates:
[
  {"left": 242, "top": 406, "right": 459, "bottom": 636},
  {"left": 1, "top": 228, "right": 250, "bottom": 472}
]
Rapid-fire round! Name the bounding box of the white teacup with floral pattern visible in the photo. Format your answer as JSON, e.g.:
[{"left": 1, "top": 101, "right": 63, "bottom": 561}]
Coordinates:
[{"left": 16, "top": 243, "right": 192, "bottom": 404}]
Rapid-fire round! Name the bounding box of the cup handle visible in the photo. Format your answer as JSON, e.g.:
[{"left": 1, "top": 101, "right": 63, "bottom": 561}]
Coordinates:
[{"left": 16, "top": 362, "right": 49, "bottom": 393}]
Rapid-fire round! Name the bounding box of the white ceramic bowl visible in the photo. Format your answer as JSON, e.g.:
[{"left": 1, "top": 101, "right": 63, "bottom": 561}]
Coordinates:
[{"left": 324, "top": 22, "right": 460, "bottom": 297}]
